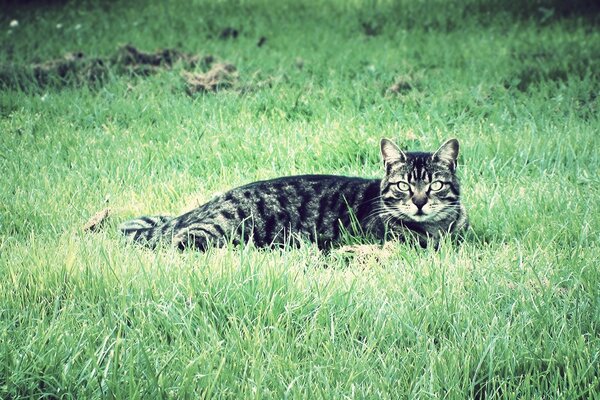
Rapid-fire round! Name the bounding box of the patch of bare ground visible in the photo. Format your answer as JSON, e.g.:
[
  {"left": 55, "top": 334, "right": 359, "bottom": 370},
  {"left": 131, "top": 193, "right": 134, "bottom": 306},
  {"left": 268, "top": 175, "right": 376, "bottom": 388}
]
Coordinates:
[
  {"left": 0, "top": 44, "right": 277, "bottom": 95},
  {"left": 0, "top": 45, "right": 207, "bottom": 90},
  {"left": 385, "top": 75, "right": 416, "bottom": 96},
  {"left": 182, "top": 63, "right": 238, "bottom": 94}
]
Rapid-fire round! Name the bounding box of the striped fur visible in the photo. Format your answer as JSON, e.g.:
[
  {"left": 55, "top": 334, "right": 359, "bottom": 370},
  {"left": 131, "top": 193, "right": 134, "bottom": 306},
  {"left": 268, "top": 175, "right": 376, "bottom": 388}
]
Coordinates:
[{"left": 120, "top": 138, "right": 468, "bottom": 250}]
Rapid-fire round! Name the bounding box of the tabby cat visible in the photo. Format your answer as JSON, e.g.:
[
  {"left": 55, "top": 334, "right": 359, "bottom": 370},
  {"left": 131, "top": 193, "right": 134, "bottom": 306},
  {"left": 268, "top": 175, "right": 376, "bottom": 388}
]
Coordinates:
[{"left": 120, "top": 138, "right": 468, "bottom": 250}]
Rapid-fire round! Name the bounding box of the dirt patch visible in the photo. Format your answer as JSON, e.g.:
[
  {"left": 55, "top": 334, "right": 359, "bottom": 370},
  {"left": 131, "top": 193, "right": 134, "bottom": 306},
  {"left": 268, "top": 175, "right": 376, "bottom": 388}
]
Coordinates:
[
  {"left": 112, "top": 44, "right": 200, "bottom": 75},
  {"left": 0, "top": 51, "right": 108, "bottom": 89},
  {"left": 0, "top": 44, "right": 278, "bottom": 95},
  {"left": 182, "top": 63, "right": 238, "bottom": 94},
  {"left": 386, "top": 76, "right": 414, "bottom": 95},
  {"left": 0, "top": 45, "right": 212, "bottom": 91}
]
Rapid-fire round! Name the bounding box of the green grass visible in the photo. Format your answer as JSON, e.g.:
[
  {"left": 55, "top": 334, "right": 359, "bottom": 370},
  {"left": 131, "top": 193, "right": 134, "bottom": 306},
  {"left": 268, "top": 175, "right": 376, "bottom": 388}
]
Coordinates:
[{"left": 1, "top": 0, "right": 599, "bottom": 398}]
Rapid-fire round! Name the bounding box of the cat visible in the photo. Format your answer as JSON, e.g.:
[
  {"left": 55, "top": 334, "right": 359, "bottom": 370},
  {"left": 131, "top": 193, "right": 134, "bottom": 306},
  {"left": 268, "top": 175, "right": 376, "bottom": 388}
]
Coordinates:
[{"left": 120, "top": 138, "right": 468, "bottom": 250}]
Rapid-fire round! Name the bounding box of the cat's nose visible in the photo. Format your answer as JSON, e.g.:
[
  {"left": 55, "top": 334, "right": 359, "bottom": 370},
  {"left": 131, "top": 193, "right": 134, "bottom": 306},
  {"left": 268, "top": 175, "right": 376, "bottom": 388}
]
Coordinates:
[{"left": 412, "top": 195, "right": 428, "bottom": 210}]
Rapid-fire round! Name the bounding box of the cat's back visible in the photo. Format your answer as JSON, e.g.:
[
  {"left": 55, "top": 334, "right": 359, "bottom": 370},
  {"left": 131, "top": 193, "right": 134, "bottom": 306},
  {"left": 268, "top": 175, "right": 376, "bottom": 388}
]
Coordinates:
[
  {"left": 220, "top": 174, "right": 379, "bottom": 215},
  {"left": 235, "top": 174, "right": 375, "bottom": 193},
  {"left": 177, "top": 174, "right": 380, "bottom": 247}
]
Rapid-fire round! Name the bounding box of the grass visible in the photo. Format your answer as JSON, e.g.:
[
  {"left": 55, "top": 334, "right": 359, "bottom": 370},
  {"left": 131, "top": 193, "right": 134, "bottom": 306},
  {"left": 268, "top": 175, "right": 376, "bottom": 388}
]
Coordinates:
[{"left": 1, "top": 0, "right": 599, "bottom": 398}]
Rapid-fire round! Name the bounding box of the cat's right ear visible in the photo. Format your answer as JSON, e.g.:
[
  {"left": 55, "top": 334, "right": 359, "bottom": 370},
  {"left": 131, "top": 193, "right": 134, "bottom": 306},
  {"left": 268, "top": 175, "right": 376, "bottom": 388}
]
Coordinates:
[{"left": 380, "top": 138, "right": 406, "bottom": 166}]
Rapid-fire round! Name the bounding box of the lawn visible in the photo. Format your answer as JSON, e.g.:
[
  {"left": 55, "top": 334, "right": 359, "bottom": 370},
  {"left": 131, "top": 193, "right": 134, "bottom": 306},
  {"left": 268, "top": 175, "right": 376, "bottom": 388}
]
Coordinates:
[{"left": 1, "top": 0, "right": 599, "bottom": 398}]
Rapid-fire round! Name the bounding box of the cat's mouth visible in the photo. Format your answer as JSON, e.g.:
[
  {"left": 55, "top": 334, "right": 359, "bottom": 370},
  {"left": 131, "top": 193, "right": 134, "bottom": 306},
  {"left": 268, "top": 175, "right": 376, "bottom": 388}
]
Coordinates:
[
  {"left": 410, "top": 213, "right": 430, "bottom": 221},
  {"left": 410, "top": 207, "right": 437, "bottom": 221},
  {"left": 394, "top": 204, "right": 434, "bottom": 222},
  {"left": 407, "top": 203, "right": 436, "bottom": 221}
]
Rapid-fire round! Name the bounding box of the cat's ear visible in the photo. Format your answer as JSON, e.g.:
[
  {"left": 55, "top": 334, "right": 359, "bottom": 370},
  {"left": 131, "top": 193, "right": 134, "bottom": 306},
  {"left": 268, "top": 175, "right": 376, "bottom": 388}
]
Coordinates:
[
  {"left": 432, "top": 138, "right": 459, "bottom": 170},
  {"left": 380, "top": 138, "right": 407, "bottom": 166}
]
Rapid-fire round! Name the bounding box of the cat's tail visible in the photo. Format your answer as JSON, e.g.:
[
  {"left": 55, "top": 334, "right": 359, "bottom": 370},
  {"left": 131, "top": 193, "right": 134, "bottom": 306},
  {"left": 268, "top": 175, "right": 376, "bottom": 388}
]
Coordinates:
[{"left": 119, "top": 215, "right": 172, "bottom": 247}]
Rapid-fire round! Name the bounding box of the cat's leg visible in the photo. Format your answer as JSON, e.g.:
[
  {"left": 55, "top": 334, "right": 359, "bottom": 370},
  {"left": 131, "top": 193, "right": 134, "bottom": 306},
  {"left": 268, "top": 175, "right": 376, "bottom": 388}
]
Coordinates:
[{"left": 451, "top": 204, "right": 469, "bottom": 235}]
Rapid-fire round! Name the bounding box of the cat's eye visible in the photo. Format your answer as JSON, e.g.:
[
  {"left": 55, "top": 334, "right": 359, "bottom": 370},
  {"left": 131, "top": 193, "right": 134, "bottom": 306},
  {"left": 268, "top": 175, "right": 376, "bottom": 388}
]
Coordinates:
[
  {"left": 396, "top": 182, "right": 410, "bottom": 191},
  {"left": 430, "top": 181, "right": 444, "bottom": 191}
]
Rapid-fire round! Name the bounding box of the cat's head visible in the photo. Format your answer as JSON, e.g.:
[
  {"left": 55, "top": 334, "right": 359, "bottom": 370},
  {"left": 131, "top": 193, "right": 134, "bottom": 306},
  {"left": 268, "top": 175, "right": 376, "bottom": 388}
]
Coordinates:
[{"left": 379, "top": 138, "right": 461, "bottom": 223}]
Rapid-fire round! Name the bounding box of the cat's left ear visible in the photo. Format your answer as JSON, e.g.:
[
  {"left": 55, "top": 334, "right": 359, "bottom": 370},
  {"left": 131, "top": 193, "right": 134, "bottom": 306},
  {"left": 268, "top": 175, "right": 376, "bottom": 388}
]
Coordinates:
[
  {"left": 432, "top": 138, "right": 459, "bottom": 170},
  {"left": 380, "top": 138, "right": 407, "bottom": 166}
]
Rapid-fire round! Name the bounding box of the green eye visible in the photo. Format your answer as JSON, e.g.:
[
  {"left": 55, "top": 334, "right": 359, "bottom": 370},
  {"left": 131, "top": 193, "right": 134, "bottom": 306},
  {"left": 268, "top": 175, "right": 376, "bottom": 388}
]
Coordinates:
[
  {"left": 430, "top": 181, "right": 444, "bottom": 191},
  {"left": 396, "top": 182, "right": 410, "bottom": 191}
]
